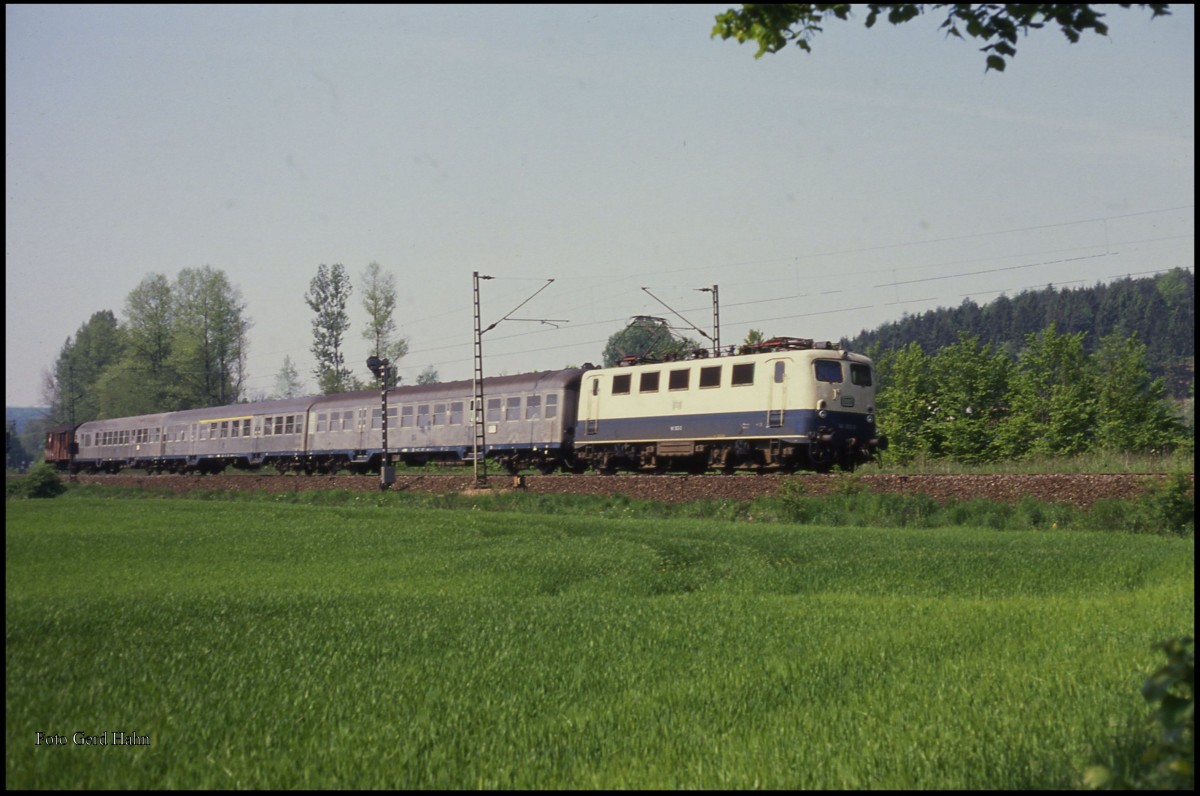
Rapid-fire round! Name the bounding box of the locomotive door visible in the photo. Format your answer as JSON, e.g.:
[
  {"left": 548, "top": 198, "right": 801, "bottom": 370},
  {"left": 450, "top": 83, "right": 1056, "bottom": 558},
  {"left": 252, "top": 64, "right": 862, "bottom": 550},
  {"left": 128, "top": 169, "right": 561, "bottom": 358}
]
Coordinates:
[
  {"left": 583, "top": 375, "right": 601, "bottom": 435},
  {"left": 767, "top": 358, "right": 788, "bottom": 428}
]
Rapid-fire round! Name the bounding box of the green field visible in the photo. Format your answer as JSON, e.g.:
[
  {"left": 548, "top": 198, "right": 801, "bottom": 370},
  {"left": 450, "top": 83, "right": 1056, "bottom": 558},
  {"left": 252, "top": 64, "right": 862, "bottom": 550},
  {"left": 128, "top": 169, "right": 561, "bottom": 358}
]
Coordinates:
[{"left": 6, "top": 497, "right": 1193, "bottom": 789}]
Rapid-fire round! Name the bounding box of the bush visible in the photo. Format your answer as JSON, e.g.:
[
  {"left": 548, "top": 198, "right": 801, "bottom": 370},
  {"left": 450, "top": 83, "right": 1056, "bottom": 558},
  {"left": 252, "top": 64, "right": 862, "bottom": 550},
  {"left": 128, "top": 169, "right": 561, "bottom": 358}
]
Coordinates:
[{"left": 12, "top": 463, "right": 67, "bottom": 499}]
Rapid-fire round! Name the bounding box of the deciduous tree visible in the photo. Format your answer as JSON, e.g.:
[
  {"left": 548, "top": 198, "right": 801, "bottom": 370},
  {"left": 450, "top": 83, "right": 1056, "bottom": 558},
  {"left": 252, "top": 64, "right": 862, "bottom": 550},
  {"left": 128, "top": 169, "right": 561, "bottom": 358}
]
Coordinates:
[
  {"left": 306, "top": 263, "right": 355, "bottom": 394},
  {"left": 712, "top": 4, "right": 1171, "bottom": 72}
]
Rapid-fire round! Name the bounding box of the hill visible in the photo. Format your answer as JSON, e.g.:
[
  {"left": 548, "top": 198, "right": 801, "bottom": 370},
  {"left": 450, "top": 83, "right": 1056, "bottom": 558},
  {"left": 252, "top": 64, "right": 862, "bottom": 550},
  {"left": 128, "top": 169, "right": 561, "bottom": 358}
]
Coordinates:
[{"left": 843, "top": 268, "right": 1194, "bottom": 398}]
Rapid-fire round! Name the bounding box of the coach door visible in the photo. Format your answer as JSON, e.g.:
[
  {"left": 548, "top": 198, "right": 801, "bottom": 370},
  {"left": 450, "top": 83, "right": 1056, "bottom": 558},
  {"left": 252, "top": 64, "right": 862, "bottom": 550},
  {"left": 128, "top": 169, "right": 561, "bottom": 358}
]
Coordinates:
[{"left": 767, "top": 358, "right": 788, "bottom": 428}]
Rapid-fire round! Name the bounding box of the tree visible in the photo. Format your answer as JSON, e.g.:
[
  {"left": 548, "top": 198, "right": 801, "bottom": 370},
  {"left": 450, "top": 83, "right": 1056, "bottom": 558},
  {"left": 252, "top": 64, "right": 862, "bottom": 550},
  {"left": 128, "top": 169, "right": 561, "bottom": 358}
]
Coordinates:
[
  {"left": 874, "top": 342, "right": 934, "bottom": 463},
  {"left": 712, "top": 4, "right": 1171, "bottom": 72},
  {"left": 169, "top": 266, "right": 251, "bottom": 408},
  {"left": 924, "top": 334, "right": 1012, "bottom": 463},
  {"left": 996, "top": 324, "right": 1095, "bottom": 458},
  {"left": 602, "top": 317, "right": 700, "bottom": 367},
  {"left": 742, "top": 329, "right": 766, "bottom": 347},
  {"left": 416, "top": 366, "right": 440, "bottom": 385},
  {"left": 360, "top": 261, "right": 408, "bottom": 386},
  {"left": 1093, "top": 334, "right": 1183, "bottom": 453},
  {"left": 112, "top": 272, "right": 177, "bottom": 412},
  {"left": 306, "top": 263, "right": 355, "bottom": 394},
  {"left": 273, "top": 355, "right": 306, "bottom": 399},
  {"left": 46, "top": 311, "right": 126, "bottom": 424}
]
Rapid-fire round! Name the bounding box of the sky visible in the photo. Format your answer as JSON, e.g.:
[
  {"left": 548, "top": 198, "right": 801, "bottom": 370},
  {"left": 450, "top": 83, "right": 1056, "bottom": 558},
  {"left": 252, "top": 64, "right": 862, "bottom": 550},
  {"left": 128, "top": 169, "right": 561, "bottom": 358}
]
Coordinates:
[{"left": 5, "top": 4, "right": 1194, "bottom": 407}]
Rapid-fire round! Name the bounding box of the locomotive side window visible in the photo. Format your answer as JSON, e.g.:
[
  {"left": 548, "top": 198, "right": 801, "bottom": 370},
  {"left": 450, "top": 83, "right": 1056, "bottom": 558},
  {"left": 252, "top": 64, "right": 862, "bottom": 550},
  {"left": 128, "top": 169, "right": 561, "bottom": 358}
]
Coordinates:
[
  {"left": 640, "top": 372, "right": 660, "bottom": 393},
  {"left": 591, "top": 378, "right": 599, "bottom": 396},
  {"left": 699, "top": 365, "right": 722, "bottom": 389},
  {"left": 774, "top": 361, "right": 785, "bottom": 383},
  {"left": 815, "top": 360, "right": 843, "bottom": 383},
  {"left": 546, "top": 394, "right": 558, "bottom": 419},
  {"left": 612, "top": 374, "right": 632, "bottom": 395},
  {"left": 669, "top": 369, "right": 689, "bottom": 390},
  {"left": 526, "top": 395, "right": 542, "bottom": 419},
  {"left": 731, "top": 363, "right": 754, "bottom": 386},
  {"left": 850, "top": 363, "right": 873, "bottom": 386}
]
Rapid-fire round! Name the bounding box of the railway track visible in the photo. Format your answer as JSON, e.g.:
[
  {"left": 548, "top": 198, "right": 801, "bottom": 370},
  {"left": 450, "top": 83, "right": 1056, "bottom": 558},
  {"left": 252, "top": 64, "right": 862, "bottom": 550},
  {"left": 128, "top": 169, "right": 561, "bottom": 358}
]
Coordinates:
[{"left": 64, "top": 471, "right": 1187, "bottom": 509}]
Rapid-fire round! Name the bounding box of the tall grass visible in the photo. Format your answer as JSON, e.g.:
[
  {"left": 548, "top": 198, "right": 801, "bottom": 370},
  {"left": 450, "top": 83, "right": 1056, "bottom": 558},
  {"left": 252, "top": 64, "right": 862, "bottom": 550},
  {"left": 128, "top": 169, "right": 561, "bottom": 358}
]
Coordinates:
[{"left": 6, "top": 498, "right": 1193, "bottom": 788}]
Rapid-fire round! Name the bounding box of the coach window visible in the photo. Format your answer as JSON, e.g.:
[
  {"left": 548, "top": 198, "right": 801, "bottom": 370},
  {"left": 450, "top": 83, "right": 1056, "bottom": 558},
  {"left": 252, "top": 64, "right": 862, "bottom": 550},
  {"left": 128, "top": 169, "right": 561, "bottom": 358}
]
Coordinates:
[
  {"left": 401, "top": 406, "right": 414, "bottom": 428},
  {"left": 669, "top": 369, "right": 690, "bottom": 391},
  {"left": 731, "top": 363, "right": 755, "bottom": 386},
  {"left": 388, "top": 407, "right": 399, "bottom": 428},
  {"left": 276, "top": 417, "right": 286, "bottom": 435},
  {"left": 487, "top": 398, "right": 502, "bottom": 423},
  {"left": 699, "top": 365, "right": 722, "bottom": 389},
  {"left": 317, "top": 413, "right": 327, "bottom": 433},
  {"left": 850, "top": 363, "right": 873, "bottom": 386},
  {"left": 450, "top": 402, "right": 464, "bottom": 425},
  {"left": 612, "top": 374, "right": 632, "bottom": 395},
  {"left": 432, "top": 404, "right": 445, "bottom": 426},
  {"left": 526, "top": 395, "right": 542, "bottom": 420},
  {"left": 418, "top": 404, "right": 431, "bottom": 428},
  {"left": 640, "top": 372, "right": 660, "bottom": 393},
  {"left": 371, "top": 409, "right": 382, "bottom": 430},
  {"left": 230, "top": 421, "right": 239, "bottom": 439},
  {"left": 342, "top": 411, "right": 354, "bottom": 431},
  {"left": 546, "top": 394, "right": 558, "bottom": 419},
  {"left": 815, "top": 360, "right": 844, "bottom": 383},
  {"left": 505, "top": 396, "right": 521, "bottom": 421},
  {"left": 285, "top": 416, "right": 295, "bottom": 435}
]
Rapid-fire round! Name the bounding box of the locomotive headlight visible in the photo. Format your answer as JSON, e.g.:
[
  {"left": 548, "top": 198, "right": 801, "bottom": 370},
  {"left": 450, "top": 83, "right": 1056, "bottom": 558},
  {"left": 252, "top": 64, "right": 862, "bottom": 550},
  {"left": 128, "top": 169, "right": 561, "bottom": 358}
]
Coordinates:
[
  {"left": 866, "top": 413, "right": 875, "bottom": 424},
  {"left": 817, "top": 409, "right": 828, "bottom": 420}
]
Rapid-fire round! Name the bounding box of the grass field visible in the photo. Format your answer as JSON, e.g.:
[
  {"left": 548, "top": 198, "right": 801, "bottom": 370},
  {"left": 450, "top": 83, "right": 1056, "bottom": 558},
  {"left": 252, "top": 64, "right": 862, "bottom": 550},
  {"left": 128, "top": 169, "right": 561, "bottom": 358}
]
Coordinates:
[{"left": 6, "top": 497, "right": 1193, "bottom": 789}]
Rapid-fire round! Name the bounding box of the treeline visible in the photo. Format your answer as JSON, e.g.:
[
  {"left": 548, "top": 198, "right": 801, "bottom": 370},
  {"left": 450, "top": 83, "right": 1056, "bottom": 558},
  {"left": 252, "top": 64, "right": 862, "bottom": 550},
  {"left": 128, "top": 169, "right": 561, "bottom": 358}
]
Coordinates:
[
  {"left": 46, "top": 267, "right": 249, "bottom": 426},
  {"left": 846, "top": 269, "right": 1195, "bottom": 399},
  {"left": 873, "top": 325, "right": 1192, "bottom": 464}
]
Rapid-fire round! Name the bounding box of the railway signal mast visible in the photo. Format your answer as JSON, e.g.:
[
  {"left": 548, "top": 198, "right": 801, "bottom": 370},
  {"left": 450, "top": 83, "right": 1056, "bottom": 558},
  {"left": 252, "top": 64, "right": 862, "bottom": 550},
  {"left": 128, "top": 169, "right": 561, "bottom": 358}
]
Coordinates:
[{"left": 366, "top": 355, "right": 394, "bottom": 489}]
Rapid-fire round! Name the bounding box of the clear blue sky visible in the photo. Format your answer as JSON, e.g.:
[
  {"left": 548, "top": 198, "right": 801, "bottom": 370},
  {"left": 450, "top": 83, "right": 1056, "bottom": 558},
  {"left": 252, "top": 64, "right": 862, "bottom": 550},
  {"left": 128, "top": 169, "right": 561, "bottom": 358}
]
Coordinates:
[{"left": 6, "top": 4, "right": 1194, "bottom": 407}]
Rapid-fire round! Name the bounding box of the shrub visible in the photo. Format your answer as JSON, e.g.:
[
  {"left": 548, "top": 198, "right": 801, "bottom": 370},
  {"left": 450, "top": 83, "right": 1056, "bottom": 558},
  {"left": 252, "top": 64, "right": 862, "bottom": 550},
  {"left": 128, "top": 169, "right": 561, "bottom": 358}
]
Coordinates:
[{"left": 14, "top": 462, "right": 66, "bottom": 499}]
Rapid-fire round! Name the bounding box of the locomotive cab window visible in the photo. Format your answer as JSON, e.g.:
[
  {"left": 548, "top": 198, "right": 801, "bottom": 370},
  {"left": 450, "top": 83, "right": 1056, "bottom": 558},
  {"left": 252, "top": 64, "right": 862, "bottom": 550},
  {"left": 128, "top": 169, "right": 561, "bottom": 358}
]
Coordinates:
[
  {"left": 815, "top": 360, "right": 843, "bottom": 383},
  {"left": 731, "top": 363, "right": 754, "bottom": 386},
  {"left": 699, "top": 365, "right": 722, "bottom": 389},
  {"left": 850, "top": 363, "right": 873, "bottom": 386},
  {"left": 612, "top": 374, "right": 632, "bottom": 395},
  {"left": 639, "top": 372, "right": 660, "bottom": 393}
]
